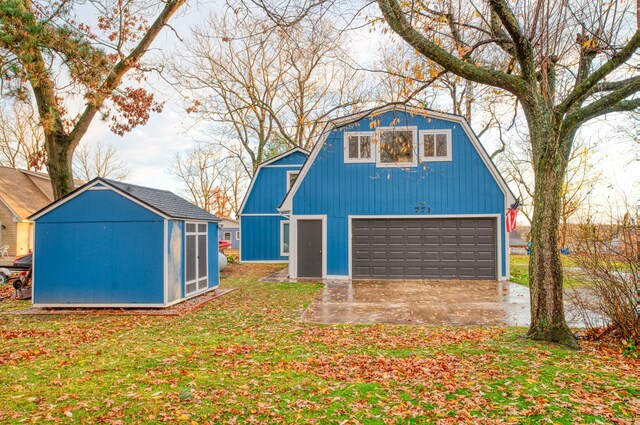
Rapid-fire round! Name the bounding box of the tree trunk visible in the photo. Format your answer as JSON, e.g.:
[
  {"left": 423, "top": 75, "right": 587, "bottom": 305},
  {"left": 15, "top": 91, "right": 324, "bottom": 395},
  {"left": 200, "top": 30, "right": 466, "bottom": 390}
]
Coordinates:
[
  {"left": 526, "top": 112, "right": 579, "bottom": 349},
  {"left": 44, "top": 132, "right": 75, "bottom": 199}
]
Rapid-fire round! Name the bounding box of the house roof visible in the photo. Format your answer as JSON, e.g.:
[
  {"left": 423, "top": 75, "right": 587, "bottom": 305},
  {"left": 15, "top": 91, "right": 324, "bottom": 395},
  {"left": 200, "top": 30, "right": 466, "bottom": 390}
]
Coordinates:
[
  {"left": 0, "top": 166, "right": 56, "bottom": 220},
  {"left": 279, "top": 105, "right": 516, "bottom": 212},
  {"left": 30, "top": 177, "right": 220, "bottom": 222},
  {"left": 219, "top": 218, "right": 239, "bottom": 227},
  {"left": 238, "top": 147, "right": 309, "bottom": 215}
]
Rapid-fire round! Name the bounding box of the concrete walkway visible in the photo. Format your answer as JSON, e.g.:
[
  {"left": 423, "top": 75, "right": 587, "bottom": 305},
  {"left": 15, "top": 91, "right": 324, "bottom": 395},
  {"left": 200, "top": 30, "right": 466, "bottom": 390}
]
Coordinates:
[{"left": 298, "top": 279, "right": 599, "bottom": 327}]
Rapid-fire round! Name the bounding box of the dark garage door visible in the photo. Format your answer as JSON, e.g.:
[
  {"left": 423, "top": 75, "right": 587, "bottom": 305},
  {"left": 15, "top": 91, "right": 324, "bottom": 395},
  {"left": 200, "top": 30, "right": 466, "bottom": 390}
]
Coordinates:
[{"left": 352, "top": 218, "right": 496, "bottom": 280}]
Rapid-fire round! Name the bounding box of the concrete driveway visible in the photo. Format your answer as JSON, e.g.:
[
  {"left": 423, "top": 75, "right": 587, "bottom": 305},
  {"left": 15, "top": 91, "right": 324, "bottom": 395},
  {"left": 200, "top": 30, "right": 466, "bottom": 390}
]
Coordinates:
[{"left": 301, "top": 280, "right": 593, "bottom": 327}]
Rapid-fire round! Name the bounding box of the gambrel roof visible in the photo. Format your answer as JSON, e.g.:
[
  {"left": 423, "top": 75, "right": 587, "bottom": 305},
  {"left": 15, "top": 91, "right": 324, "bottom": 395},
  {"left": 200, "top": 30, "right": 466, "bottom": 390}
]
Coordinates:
[{"left": 279, "top": 105, "right": 515, "bottom": 212}]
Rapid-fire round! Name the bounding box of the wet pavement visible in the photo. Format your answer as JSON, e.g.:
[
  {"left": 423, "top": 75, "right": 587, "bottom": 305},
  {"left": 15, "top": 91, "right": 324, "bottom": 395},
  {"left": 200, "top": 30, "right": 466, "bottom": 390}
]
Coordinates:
[{"left": 300, "top": 279, "right": 597, "bottom": 328}]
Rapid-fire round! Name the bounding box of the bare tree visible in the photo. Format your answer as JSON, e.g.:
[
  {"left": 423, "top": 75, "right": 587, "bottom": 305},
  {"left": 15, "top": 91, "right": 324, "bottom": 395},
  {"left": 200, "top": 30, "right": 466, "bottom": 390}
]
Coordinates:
[
  {"left": 170, "top": 142, "right": 235, "bottom": 218},
  {"left": 0, "top": 102, "right": 45, "bottom": 171},
  {"left": 167, "top": 9, "right": 368, "bottom": 175},
  {"left": 73, "top": 142, "right": 130, "bottom": 182}
]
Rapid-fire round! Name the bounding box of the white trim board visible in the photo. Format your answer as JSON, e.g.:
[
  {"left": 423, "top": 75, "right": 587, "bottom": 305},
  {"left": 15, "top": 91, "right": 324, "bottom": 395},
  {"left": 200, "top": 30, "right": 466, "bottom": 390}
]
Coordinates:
[
  {"left": 238, "top": 147, "right": 309, "bottom": 215},
  {"left": 289, "top": 215, "right": 327, "bottom": 279},
  {"left": 347, "top": 214, "right": 505, "bottom": 281},
  {"left": 279, "top": 105, "right": 516, "bottom": 212}
]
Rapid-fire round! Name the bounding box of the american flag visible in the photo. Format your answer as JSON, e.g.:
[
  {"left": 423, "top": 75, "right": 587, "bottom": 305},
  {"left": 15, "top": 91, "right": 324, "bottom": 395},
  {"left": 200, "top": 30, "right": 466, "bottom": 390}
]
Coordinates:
[{"left": 506, "top": 200, "right": 519, "bottom": 233}]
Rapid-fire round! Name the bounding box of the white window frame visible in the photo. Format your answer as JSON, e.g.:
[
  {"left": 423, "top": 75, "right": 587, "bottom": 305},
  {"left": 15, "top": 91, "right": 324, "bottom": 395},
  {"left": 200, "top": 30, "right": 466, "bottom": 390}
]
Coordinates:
[
  {"left": 223, "top": 231, "right": 232, "bottom": 241},
  {"left": 185, "top": 221, "right": 208, "bottom": 296},
  {"left": 286, "top": 170, "right": 300, "bottom": 191},
  {"left": 235, "top": 231, "right": 240, "bottom": 240},
  {"left": 343, "top": 131, "right": 375, "bottom": 163},
  {"left": 280, "top": 220, "right": 290, "bottom": 256},
  {"left": 375, "top": 126, "right": 418, "bottom": 167},
  {"left": 419, "top": 129, "right": 452, "bottom": 162}
]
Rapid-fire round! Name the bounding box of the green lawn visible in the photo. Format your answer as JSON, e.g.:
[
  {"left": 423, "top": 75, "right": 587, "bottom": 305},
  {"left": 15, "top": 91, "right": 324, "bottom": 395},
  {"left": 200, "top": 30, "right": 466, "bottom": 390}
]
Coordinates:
[
  {"left": 510, "top": 254, "right": 586, "bottom": 287},
  {"left": 0, "top": 263, "right": 637, "bottom": 423}
]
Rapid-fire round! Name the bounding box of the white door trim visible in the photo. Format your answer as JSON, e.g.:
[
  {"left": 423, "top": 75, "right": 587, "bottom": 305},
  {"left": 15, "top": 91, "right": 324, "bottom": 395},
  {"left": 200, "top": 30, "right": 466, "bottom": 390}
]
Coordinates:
[
  {"left": 347, "top": 214, "right": 503, "bottom": 280},
  {"left": 184, "top": 221, "right": 208, "bottom": 296},
  {"left": 289, "top": 215, "right": 327, "bottom": 279}
]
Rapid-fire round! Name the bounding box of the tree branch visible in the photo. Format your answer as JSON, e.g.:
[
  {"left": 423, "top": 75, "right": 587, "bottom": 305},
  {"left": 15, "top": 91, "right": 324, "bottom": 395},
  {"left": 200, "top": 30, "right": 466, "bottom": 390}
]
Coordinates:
[
  {"left": 68, "top": 0, "right": 186, "bottom": 147},
  {"left": 488, "top": 0, "right": 536, "bottom": 80},
  {"left": 558, "top": 30, "right": 640, "bottom": 113},
  {"left": 564, "top": 77, "right": 640, "bottom": 129},
  {"left": 377, "top": 0, "right": 527, "bottom": 96}
]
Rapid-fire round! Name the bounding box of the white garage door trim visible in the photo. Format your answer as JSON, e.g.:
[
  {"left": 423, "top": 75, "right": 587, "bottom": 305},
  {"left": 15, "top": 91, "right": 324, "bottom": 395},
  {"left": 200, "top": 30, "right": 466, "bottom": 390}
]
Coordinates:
[{"left": 348, "top": 214, "right": 504, "bottom": 281}]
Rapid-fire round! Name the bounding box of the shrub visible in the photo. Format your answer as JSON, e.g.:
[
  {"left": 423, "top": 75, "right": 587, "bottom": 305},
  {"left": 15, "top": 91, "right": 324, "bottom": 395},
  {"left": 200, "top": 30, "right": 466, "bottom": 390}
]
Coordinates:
[{"left": 567, "top": 210, "right": 639, "bottom": 345}]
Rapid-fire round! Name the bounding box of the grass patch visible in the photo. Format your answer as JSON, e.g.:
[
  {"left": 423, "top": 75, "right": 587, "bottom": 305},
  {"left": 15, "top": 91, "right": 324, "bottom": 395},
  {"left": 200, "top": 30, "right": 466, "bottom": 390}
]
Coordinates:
[
  {"left": 510, "top": 254, "right": 587, "bottom": 287},
  {"left": 0, "top": 262, "right": 637, "bottom": 423}
]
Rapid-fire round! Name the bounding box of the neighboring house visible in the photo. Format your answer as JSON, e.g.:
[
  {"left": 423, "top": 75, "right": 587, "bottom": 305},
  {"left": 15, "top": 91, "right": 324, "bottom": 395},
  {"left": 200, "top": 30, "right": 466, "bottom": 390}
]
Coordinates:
[
  {"left": 239, "top": 148, "right": 309, "bottom": 262},
  {"left": 30, "top": 178, "right": 220, "bottom": 307},
  {"left": 218, "top": 218, "right": 240, "bottom": 249},
  {"left": 0, "top": 167, "right": 59, "bottom": 257},
  {"left": 279, "top": 105, "right": 516, "bottom": 280},
  {"left": 509, "top": 230, "right": 528, "bottom": 255}
]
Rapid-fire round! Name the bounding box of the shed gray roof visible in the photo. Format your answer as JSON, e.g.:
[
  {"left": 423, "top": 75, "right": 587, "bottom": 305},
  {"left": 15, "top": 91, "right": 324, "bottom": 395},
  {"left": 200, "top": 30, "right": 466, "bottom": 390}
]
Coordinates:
[{"left": 103, "top": 179, "right": 220, "bottom": 222}]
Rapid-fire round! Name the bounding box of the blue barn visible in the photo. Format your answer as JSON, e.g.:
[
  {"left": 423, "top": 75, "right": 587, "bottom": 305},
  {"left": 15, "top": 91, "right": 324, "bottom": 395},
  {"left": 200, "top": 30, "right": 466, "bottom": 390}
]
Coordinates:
[
  {"left": 239, "top": 148, "right": 308, "bottom": 262},
  {"left": 30, "top": 178, "right": 220, "bottom": 307},
  {"left": 279, "top": 106, "right": 515, "bottom": 280}
]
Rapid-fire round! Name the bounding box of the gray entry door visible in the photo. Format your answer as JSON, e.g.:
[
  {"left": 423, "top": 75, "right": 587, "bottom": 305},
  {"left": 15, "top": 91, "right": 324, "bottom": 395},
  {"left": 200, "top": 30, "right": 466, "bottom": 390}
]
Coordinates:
[
  {"left": 297, "top": 219, "right": 323, "bottom": 278},
  {"left": 352, "top": 218, "right": 496, "bottom": 280}
]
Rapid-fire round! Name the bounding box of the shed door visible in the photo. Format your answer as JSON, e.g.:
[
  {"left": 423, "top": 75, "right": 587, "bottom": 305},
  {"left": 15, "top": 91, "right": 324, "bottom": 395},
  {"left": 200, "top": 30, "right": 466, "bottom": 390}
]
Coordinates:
[
  {"left": 186, "top": 222, "right": 208, "bottom": 295},
  {"left": 352, "top": 218, "right": 496, "bottom": 280},
  {"left": 297, "top": 220, "right": 323, "bottom": 278}
]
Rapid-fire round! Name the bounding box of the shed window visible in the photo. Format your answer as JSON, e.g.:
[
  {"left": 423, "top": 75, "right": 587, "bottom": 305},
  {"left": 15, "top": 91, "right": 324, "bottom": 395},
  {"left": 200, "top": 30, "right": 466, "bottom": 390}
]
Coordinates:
[
  {"left": 280, "top": 221, "right": 290, "bottom": 256},
  {"left": 344, "top": 132, "right": 374, "bottom": 163},
  {"left": 286, "top": 171, "right": 299, "bottom": 191},
  {"left": 420, "top": 129, "right": 452, "bottom": 161},
  {"left": 376, "top": 126, "right": 417, "bottom": 167},
  {"left": 223, "top": 232, "right": 232, "bottom": 241}
]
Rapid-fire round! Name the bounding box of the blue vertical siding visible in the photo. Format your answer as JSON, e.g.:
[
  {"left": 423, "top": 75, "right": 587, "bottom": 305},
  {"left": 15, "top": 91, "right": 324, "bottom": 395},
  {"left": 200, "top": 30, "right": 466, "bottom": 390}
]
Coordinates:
[
  {"left": 268, "top": 151, "right": 308, "bottom": 166},
  {"left": 208, "top": 222, "right": 220, "bottom": 288},
  {"left": 240, "top": 149, "right": 307, "bottom": 262},
  {"left": 34, "top": 188, "right": 166, "bottom": 304},
  {"left": 242, "top": 165, "right": 304, "bottom": 214},
  {"left": 36, "top": 189, "right": 162, "bottom": 223},
  {"left": 240, "top": 215, "right": 288, "bottom": 261},
  {"left": 292, "top": 110, "right": 507, "bottom": 278}
]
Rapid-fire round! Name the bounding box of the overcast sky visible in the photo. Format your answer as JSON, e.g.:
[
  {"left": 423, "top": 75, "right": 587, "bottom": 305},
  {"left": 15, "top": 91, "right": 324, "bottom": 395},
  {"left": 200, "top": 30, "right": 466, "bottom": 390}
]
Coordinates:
[{"left": 78, "top": 2, "right": 639, "bottom": 211}]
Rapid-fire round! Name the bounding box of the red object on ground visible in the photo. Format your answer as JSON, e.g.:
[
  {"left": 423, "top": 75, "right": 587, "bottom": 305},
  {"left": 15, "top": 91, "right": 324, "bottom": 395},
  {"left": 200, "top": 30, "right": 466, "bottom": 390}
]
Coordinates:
[{"left": 219, "top": 240, "right": 232, "bottom": 250}]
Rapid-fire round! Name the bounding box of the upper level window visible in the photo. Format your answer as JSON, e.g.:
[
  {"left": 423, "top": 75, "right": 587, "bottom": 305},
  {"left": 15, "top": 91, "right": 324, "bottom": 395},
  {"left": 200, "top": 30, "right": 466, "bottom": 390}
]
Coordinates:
[
  {"left": 420, "top": 129, "right": 452, "bottom": 161},
  {"left": 344, "top": 132, "right": 373, "bottom": 163},
  {"left": 286, "top": 171, "right": 299, "bottom": 191},
  {"left": 376, "top": 126, "right": 417, "bottom": 167}
]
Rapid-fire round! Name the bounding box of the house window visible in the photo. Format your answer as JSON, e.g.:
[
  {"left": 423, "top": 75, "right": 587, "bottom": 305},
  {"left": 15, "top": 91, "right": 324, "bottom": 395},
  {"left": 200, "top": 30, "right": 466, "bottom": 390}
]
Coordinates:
[
  {"left": 286, "top": 171, "right": 299, "bottom": 191},
  {"left": 344, "top": 132, "right": 374, "bottom": 163},
  {"left": 235, "top": 231, "right": 240, "bottom": 240},
  {"left": 376, "top": 126, "right": 417, "bottom": 167},
  {"left": 280, "top": 221, "right": 290, "bottom": 256},
  {"left": 420, "top": 129, "right": 452, "bottom": 161},
  {"left": 223, "top": 232, "right": 232, "bottom": 241}
]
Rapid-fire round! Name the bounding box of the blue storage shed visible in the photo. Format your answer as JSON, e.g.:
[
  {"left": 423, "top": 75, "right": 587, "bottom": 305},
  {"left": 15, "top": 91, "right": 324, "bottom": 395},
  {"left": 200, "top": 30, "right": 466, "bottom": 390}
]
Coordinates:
[
  {"left": 239, "top": 148, "right": 308, "bottom": 262},
  {"left": 29, "top": 178, "right": 220, "bottom": 307},
  {"left": 279, "top": 105, "right": 516, "bottom": 281}
]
